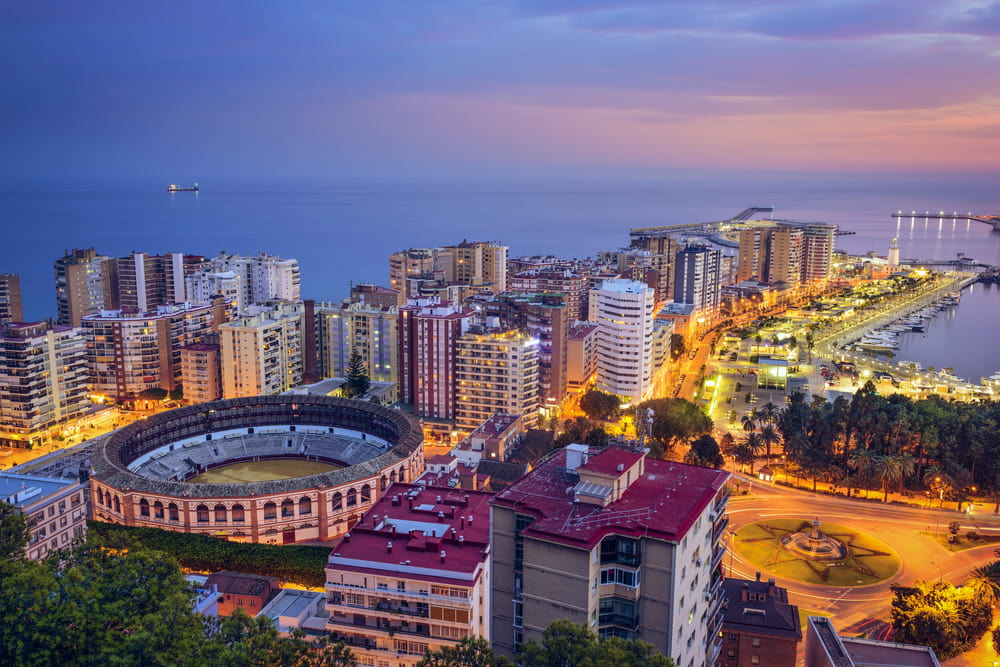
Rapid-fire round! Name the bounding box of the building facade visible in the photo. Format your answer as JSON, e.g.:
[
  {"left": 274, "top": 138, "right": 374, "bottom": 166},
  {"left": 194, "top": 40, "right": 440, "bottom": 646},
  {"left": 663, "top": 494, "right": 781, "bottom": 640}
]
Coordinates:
[
  {"left": 566, "top": 322, "right": 599, "bottom": 393},
  {"left": 590, "top": 280, "right": 655, "bottom": 403},
  {"left": 0, "top": 274, "right": 24, "bottom": 325},
  {"left": 180, "top": 341, "right": 223, "bottom": 404},
  {"left": 721, "top": 577, "right": 802, "bottom": 667},
  {"left": 673, "top": 245, "right": 722, "bottom": 312},
  {"left": 54, "top": 247, "right": 116, "bottom": 326},
  {"left": 1, "top": 472, "right": 88, "bottom": 561},
  {"left": 454, "top": 328, "right": 539, "bottom": 432},
  {"left": 219, "top": 301, "right": 305, "bottom": 398},
  {"left": 491, "top": 445, "right": 730, "bottom": 667},
  {"left": 801, "top": 224, "right": 836, "bottom": 284},
  {"left": 315, "top": 301, "right": 399, "bottom": 384},
  {"left": 0, "top": 322, "right": 91, "bottom": 447},
  {"left": 82, "top": 302, "right": 220, "bottom": 401},
  {"left": 325, "top": 482, "right": 494, "bottom": 666},
  {"left": 398, "top": 299, "right": 473, "bottom": 420}
]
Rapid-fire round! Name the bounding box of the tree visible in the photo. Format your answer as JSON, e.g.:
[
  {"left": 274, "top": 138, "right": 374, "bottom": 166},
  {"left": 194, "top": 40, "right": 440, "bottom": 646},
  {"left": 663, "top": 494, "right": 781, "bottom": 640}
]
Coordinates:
[
  {"left": 169, "top": 386, "right": 184, "bottom": 401},
  {"left": 343, "top": 348, "right": 370, "bottom": 398},
  {"left": 579, "top": 389, "right": 620, "bottom": 422},
  {"left": 0, "top": 500, "right": 29, "bottom": 566},
  {"left": 873, "top": 454, "right": 905, "bottom": 503},
  {"left": 739, "top": 431, "right": 765, "bottom": 476},
  {"left": 554, "top": 417, "right": 597, "bottom": 449},
  {"left": 965, "top": 561, "right": 1000, "bottom": 607},
  {"left": 669, "top": 333, "right": 686, "bottom": 360},
  {"left": 516, "top": 619, "right": 674, "bottom": 667},
  {"left": 891, "top": 581, "right": 992, "bottom": 660},
  {"left": 758, "top": 423, "right": 781, "bottom": 465},
  {"left": 637, "top": 398, "right": 712, "bottom": 457},
  {"left": 683, "top": 434, "right": 725, "bottom": 469},
  {"left": 418, "top": 637, "right": 512, "bottom": 667},
  {"left": 138, "top": 387, "right": 169, "bottom": 400}
]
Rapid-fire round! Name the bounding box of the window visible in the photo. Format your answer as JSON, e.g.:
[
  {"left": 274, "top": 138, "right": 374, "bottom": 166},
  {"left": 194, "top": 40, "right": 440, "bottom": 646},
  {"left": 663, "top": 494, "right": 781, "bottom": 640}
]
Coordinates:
[
  {"left": 168, "top": 503, "right": 179, "bottom": 521},
  {"left": 513, "top": 601, "right": 523, "bottom": 628},
  {"left": 600, "top": 567, "right": 640, "bottom": 587},
  {"left": 346, "top": 489, "right": 358, "bottom": 507},
  {"left": 727, "top": 650, "right": 735, "bottom": 659},
  {"left": 361, "top": 484, "right": 371, "bottom": 502},
  {"left": 751, "top": 637, "right": 761, "bottom": 648},
  {"left": 196, "top": 505, "right": 209, "bottom": 523},
  {"left": 232, "top": 504, "right": 245, "bottom": 522},
  {"left": 397, "top": 581, "right": 406, "bottom": 592},
  {"left": 299, "top": 497, "right": 312, "bottom": 515},
  {"left": 281, "top": 499, "right": 294, "bottom": 517},
  {"left": 214, "top": 505, "right": 227, "bottom": 522},
  {"left": 263, "top": 502, "right": 277, "bottom": 520},
  {"left": 331, "top": 492, "right": 343, "bottom": 511},
  {"left": 751, "top": 657, "right": 759, "bottom": 665},
  {"left": 139, "top": 499, "right": 150, "bottom": 517}
]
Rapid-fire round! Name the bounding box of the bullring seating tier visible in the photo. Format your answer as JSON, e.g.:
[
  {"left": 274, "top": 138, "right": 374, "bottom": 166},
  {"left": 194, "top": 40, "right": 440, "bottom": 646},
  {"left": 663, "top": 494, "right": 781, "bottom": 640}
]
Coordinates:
[{"left": 130, "top": 432, "right": 387, "bottom": 482}]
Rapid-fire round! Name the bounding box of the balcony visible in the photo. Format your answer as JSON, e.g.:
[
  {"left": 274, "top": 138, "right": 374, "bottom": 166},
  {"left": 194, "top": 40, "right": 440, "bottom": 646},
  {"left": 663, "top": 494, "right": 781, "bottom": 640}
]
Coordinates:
[{"left": 711, "top": 515, "right": 729, "bottom": 542}]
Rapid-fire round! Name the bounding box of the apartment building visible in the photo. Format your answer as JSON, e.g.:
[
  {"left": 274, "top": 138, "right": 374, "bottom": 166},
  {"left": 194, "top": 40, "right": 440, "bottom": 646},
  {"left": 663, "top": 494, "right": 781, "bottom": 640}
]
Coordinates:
[
  {"left": 180, "top": 340, "right": 223, "bottom": 404},
  {"left": 315, "top": 301, "right": 399, "bottom": 384},
  {"left": 1, "top": 472, "right": 88, "bottom": 561},
  {"left": 508, "top": 268, "right": 586, "bottom": 320},
  {"left": 325, "top": 483, "right": 494, "bottom": 666},
  {"left": 82, "top": 302, "right": 221, "bottom": 401},
  {"left": 53, "top": 248, "right": 116, "bottom": 326},
  {"left": 0, "top": 322, "right": 90, "bottom": 447},
  {"left": 0, "top": 274, "right": 24, "bottom": 325},
  {"left": 589, "top": 279, "right": 655, "bottom": 403},
  {"left": 566, "top": 321, "right": 599, "bottom": 393},
  {"left": 801, "top": 224, "right": 836, "bottom": 284},
  {"left": 398, "top": 299, "right": 473, "bottom": 420},
  {"left": 491, "top": 444, "right": 731, "bottom": 667},
  {"left": 189, "top": 252, "right": 301, "bottom": 314},
  {"left": 454, "top": 328, "right": 539, "bottom": 432},
  {"left": 219, "top": 301, "right": 305, "bottom": 398},
  {"left": 721, "top": 576, "right": 802, "bottom": 667},
  {"left": 673, "top": 245, "right": 722, "bottom": 313}
]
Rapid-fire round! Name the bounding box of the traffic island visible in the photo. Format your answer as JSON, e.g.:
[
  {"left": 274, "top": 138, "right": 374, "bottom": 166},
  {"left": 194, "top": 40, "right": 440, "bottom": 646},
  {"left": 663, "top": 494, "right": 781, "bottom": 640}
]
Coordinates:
[{"left": 733, "top": 519, "right": 900, "bottom": 586}]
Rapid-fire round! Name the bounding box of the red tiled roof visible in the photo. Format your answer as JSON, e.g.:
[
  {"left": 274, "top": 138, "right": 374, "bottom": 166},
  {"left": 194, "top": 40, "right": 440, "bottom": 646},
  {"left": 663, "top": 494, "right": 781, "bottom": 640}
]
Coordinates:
[
  {"left": 492, "top": 446, "right": 728, "bottom": 549},
  {"left": 328, "top": 482, "right": 493, "bottom": 577}
]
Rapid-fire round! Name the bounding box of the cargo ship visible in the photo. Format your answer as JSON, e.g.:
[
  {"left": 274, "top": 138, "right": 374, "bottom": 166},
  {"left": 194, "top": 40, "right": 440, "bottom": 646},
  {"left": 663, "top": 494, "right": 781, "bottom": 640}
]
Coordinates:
[{"left": 166, "top": 182, "right": 199, "bottom": 192}]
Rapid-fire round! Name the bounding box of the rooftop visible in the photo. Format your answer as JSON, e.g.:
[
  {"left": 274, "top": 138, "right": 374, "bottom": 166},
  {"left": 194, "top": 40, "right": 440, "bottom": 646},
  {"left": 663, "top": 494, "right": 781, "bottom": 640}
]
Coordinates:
[
  {"left": 328, "top": 482, "right": 494, "bottom": 584},
  {"left": 493, "top": 445, "right": 728, "bottom": 549},
  {"left": 721, "top": 578, "right": 801, "bottom": 641},
  {"left": 0, "top": 472, "right": 79, "bottom": 507},
  {"left": 598, "top": 279, "right": 652, "bottom": 294},
  {"left": 205, "top": 571, "right": 279, "bottom": 598}
]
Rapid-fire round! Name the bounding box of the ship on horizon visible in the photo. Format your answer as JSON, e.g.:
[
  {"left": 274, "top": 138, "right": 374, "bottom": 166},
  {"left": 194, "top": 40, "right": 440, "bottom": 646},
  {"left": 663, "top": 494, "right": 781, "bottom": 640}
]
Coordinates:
[{"left": 166, "top": 182, "right": 199, "bottom": 192}]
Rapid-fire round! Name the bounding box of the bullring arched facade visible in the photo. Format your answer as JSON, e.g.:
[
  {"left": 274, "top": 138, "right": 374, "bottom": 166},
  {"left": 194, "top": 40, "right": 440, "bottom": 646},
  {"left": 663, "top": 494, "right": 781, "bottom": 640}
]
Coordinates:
[{"left": 89, "top": 396, "right": 424, "bottom": 544}]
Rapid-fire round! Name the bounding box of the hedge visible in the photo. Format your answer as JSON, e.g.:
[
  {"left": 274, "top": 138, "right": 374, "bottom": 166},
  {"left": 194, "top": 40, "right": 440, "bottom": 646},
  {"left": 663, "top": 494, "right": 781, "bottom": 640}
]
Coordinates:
[{"left": 87, "top": 520, "right": 330, "bottom": 588}]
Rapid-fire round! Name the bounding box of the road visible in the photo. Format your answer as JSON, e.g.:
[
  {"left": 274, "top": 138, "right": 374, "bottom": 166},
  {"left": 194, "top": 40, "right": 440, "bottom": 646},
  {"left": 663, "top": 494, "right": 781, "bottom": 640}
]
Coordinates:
[{"left": 727, "top": 475, "right": 998, "bottom": 664}]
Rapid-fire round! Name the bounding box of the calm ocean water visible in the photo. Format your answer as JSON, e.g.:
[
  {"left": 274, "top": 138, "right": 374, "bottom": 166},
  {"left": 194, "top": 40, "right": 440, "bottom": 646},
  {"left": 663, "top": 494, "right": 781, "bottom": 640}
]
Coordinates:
[{"left": 4, "top": 177, "right": 999, "bottom": 377}]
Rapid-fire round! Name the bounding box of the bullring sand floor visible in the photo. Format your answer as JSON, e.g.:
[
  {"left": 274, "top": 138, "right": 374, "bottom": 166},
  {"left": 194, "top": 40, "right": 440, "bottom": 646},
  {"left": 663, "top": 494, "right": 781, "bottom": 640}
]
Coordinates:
[{"left": 188, "top": 459, "right": 340, "bottom": 484}]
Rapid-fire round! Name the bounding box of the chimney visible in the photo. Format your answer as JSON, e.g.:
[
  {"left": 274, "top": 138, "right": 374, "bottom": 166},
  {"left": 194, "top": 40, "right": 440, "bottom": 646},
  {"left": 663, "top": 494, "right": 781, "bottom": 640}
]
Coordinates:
[
  {"left": 768, "top": 578, "right": 776, "bottom": 594},
  {"left": 461, "top": 517, "right": 465, "bottom": 530},
  {"left": 437, "top": 511, "right": 445, "bottom": 522},
  {"left": 459, "top": 535, "right": 465, "bottom": 545},
  {"left": 755, "top": 571, "right": 761, "bottom": 582},
  {"left": 439, "top": 550, "right": 446, "bottom": 563},
  {"left": 468, "top": 515, "right": 473, "bottom": 525},
  {"left": 344, "top": 533, "right": 350, "bottom": 542},
  {"left": 387, "top": 541, "right": 393, "bottom": 553}
]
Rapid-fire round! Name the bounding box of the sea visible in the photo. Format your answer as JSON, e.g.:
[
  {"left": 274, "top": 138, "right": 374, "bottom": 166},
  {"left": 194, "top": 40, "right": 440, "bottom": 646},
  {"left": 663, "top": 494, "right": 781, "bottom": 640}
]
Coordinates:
[{"left": 4, "top": 175, "right": 999, "bottom": 381}]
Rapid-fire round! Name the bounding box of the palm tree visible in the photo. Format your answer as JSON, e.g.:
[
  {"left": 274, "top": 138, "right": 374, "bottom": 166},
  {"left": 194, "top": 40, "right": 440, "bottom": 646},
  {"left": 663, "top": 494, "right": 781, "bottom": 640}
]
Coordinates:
[
  {"left": 741, "top": 431, "right": 765, "bottom": 476},
  {"left": 965, "top": 561, "right": 1000, "bottom": 607},
  {"left": 848, "top": 446, "right": 877, "bottom": 498},
  {"left": 873, "top": 454, "right": 905, "bottom": 503},
  {"left": 758, "top": 423, "right": 781, "bottom": 466},
  {"left": 758, "top": 401, "right": 780, "bottom": 426},
  {"left": 740, "top": 410, "right": 759, "bottom": 435}
]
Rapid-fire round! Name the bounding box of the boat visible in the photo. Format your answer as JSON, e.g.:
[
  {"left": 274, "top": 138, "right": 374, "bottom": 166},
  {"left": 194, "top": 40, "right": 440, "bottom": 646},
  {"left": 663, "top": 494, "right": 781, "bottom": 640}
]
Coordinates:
[{"left": 167, "top": 182, "right": 199, "bottom": 192}]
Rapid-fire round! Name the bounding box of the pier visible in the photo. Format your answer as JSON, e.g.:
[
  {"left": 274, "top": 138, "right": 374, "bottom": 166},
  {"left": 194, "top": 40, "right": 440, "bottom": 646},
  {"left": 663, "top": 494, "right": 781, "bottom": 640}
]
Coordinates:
[{"left": 891, "top": 210, "right": 1000, "bottom": 230}]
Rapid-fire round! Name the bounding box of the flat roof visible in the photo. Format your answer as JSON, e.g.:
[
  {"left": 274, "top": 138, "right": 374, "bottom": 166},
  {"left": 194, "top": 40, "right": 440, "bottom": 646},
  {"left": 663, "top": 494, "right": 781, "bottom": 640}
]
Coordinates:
[
  {"left": 260, "top": 588, "right": 322, "bottom": 619},
  {"left": 493, "top": 446, "right": 728, "bottom": 549},
  {"left": 328, "top": 482, "right": 494, "bottom": 581},
  {"left": 839, "top": 637, "right": 939, "bottom": 667},
  {"left": 0, "top": 472, "right": 79, "bottom": 507}
]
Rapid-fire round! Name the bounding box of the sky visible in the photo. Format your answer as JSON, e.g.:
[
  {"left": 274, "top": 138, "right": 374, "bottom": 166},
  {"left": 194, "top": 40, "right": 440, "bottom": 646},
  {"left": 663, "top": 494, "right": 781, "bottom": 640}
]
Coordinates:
[{"left": 4, "top": 0, "right": 1000, "bottom": 184}]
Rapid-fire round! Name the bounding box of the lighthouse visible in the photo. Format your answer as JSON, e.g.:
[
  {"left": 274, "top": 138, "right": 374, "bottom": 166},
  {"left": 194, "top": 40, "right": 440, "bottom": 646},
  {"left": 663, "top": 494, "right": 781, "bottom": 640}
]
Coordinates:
[{"left": 888, "top": 237, "right": 900, "bottom": 268}]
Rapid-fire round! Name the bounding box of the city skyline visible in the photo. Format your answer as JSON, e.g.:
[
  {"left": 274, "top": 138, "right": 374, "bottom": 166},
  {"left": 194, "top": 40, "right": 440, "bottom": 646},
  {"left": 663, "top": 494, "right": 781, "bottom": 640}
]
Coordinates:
[{"left": 4, "top": 1, "right": 1000, "bottom": 184}]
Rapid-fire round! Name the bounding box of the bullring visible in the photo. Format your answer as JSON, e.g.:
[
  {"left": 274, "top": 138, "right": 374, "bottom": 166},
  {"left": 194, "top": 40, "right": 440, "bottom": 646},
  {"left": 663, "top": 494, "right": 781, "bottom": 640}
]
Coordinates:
[{"left": 90, "top": 395, "right": 424, "bottom": 544}]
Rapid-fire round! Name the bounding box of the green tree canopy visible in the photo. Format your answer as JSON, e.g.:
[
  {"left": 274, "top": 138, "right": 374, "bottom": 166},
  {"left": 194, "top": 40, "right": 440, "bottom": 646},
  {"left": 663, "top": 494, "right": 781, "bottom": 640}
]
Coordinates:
[
  {"left": 516, "top": 619, "right": 675, "bottom": 667},
  {"left": 418, "top": 637, "right": 512, "bottom": 667},
  {"left": 343, "top": 348, "right": 371, "bottom": 398},
  {"left": 683, "top": 434, "right": 725, "bottom": 469},
  {"left": 579, "top": 388, "right": 620, "bottom": 421},
  {"left": 637, "top": 398, "right": 712, "bottom": 458},
  {"left": 891, "top": 581, "right": 992, "bottom": 660}
]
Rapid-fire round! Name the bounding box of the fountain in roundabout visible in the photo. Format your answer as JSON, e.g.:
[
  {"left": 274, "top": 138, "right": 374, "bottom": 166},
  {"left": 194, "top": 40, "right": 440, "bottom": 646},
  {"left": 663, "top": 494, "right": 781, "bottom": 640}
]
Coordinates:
[{"left": 780, "top": 517, "right": 848, "bottom": 561}]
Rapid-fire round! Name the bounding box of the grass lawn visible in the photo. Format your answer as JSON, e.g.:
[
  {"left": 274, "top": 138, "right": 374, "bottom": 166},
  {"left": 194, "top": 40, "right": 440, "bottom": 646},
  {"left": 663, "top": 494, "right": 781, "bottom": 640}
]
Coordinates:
[
  {"left": 918, "top": 531, "right": 1000, "bottom": 553},
  {"left": 734, "top": 519, "right": 900, "bottom": 587}
]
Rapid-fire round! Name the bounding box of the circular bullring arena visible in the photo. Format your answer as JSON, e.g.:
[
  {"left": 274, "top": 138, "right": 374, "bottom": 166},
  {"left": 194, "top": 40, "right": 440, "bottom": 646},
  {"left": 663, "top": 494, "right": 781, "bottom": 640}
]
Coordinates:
[{"left": 90, "top": 396, "right": 424, "bottom": 544}]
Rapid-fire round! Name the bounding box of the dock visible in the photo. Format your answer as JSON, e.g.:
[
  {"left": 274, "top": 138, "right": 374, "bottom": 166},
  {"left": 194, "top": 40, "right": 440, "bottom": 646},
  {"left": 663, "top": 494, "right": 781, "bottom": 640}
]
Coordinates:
[{"left": 892, "top": 211, "right": 1000, "bottom": 230}]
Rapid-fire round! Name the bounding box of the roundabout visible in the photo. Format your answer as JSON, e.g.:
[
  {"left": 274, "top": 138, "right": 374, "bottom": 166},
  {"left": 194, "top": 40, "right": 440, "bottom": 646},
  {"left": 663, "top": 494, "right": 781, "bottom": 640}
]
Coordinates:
[{"left": 733, "top": 518, "right": 900, "bottom": 587}]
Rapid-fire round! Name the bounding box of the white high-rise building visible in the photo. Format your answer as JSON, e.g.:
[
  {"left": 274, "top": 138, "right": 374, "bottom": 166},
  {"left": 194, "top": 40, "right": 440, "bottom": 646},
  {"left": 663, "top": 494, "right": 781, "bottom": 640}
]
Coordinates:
[
  {"left": 190, "top": 252, "right": 301, "bottom": 315},
  {"left": 590, "top": 279, "right": 655, "bottom": 403},
  {"left": 219, "top": 302, "right": 304, "bottom": 398},
  {"left": 185, "top": 271, "right": 243, "bottom": 319}
]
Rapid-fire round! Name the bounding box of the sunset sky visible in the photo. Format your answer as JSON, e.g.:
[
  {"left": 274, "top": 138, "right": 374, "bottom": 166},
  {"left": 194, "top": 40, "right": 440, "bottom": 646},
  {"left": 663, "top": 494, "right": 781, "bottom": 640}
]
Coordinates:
[{"left": 5, "top": 1, "right": 1000, "bottom": 183}]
